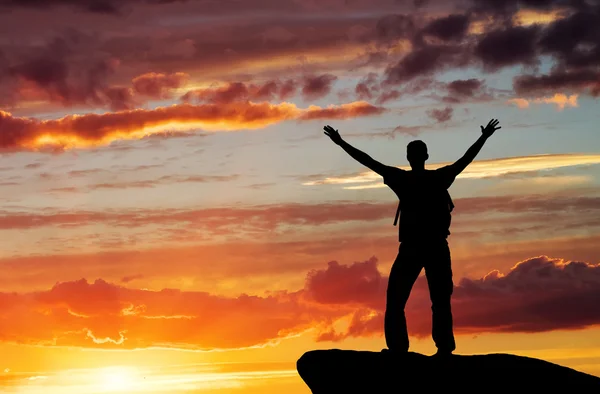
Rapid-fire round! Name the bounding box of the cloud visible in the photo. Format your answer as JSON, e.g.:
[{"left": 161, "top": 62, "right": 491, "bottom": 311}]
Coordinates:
[
  {"left": 0, "top": 0, "right": 122, "bottom": 14},
  {"left": 507, "top": 97, "right": 532, "bottom": 109},
  {"left": 301, "top": 74, "right": 338, "bottom": 100},
  {"left": 7, "top": 52, "right": 128, "bottom": 110},
  {"left": 438, "top": 78, "right": 495, "bottom": 104},
  {"left": 1, "top": 193, "right": 599, "bottom": 245},
  {"left": 0, "top": 10, "right": 386, "bottom": 110},
  {"left": 302, "top": 153, "right": 600, "bottom": 189},
  {"left": 538, "top": 9, "right": 600, "bottom": 69},
  {"left": 132, "top": 72, "right": 189, "bottom": 99},
  {"left": 447, "top": 78, "right": 485, "bottom": 97},
  {"left": 355, "top": 73, "right": 380, "bottom": 100},
  {"left": 304, "top": 258, "right": 384, "bottom": 308},
  {"left": 121, "top": 274, "right": 144, "bottom": 283},
  {"left": 0, "top": 277, "right": 315, "bottom": 349},
  {"left": 374, "top": 13, "right": 417, "bottom": 42},
  {"left": 508, "top": 93, "right": 579, "bottom": 111},
  {"left": 312, "top": 255, "right": 600, "bottom": 341},
  {"left": 511, "top": 7, "right": 569, "bottom": 27},
  {"left": 181, "top": 80, "right": 298, "bottom": 105},
  {"left": 483, "top": 175, "right": 593, "bottom": 195},
  {"left": 451, "top": 256, "right": 600, "bottom": 333},
  {"left": 470, "top": 0, "right": 574, "bottom": 14},
  {"left": 354, "top": 73, "right": 407, "bottom": 104},
  {"left": 384, "top": 44, "right": 468, "bottom": 85},
  {"left": 0, "top": 0, "right": 597, "bottom": 115},
  {"left": 427, "top": 106, "right": 454, "bottom": 122},
  {"left": 297, "top": 101, "right": 387, "bottom": 121},
  {"left": 0, "top": 2, "right": 596, "bottom": 119},
  {"left": 3, "top": 34, "right": 186, "bottom": 111},
  {"left": 376, "top": 90, "right": 402, "bottom": 104},
  {"left": 1, "top": 255, "right": 597, "bottom": 349},
  {"left": 0, "top": 100, "right": 385, "bottom": 152},
  {"left": 376, "top": 4, "right": 598, "bottom": 96},
  {"left": 421, "top": 13, "right": 471, "bottom": 42},
  {"left": 85, "top": 174, "right": 241, "bottom": 191},
  {"left": 514, "top": 70, "right": 600, "bottom": 97},
  {"left": 475, "top": 25, "right": 540, "bottom": 71},
  {"left": 0, "top": 201, "right": 399, "bottom": 231}
]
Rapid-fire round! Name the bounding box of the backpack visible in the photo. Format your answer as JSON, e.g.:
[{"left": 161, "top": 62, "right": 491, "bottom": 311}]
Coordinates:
[{"left": 393, "top": 189, "right": 454, "bottom": 226}]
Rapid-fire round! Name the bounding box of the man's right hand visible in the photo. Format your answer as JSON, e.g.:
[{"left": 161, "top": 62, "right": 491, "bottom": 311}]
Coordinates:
[{"left": 324, "top": 125, "right": 343, "bottom": 145}]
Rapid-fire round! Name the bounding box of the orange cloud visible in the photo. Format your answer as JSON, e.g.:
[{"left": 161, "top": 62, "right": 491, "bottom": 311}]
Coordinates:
[
  {"left": 512, "top": 8, "right": 569, "bottom": 27},
  {"left": 508, "top": 93, "right": 579, "bottom": 111},
  {"left": 0, "top": 100, "right": 384, "bottom": 151},
  {"left": 1, "top": 255, "right": 599, "bottom": 350},
  {"left": 298, "top": 101, "right": 387, "bottom": 120},
  {"left": 0, "top": 277, "right": 327, "bottom": 350}
]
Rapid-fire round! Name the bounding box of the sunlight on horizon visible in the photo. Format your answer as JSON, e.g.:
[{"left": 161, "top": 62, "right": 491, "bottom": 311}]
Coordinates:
[{"left": 3, "top": 364, "right": 299, "bottom": 394}]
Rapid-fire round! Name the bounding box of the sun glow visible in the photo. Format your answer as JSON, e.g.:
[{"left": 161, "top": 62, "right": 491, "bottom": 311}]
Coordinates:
[{"left": 98, "top": 367, "right": 139, "bottom": 392}]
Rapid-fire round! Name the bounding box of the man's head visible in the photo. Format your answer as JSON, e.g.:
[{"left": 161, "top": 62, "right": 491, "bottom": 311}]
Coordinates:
[{"left": 407, "top": 140, "right": 428, "bottom": 168}]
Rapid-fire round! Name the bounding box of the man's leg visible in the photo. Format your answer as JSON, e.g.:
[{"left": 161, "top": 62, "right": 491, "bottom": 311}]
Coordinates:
[
  {"left": 384, "top": 242, "right": 423, "bottom": 352},
  {"left": 424, "top": 240, "right": 456, "bottom": 353}
]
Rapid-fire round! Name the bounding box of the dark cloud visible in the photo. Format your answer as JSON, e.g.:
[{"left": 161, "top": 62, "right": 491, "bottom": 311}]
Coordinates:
[
  {"left": 1, "top": 0, "right": 598, "bottom": 116},
  {"left": 452, "top": 255, "right": 600, "bottom": 333},
  {"left": 8, "top": 54, "right": 124, "bottom": 109},
  {"left": 538, "top": 9, "right": 600, "bottom": 69},
  {"left": 469, "top": 0, "right": 577, "bottom": 13},
  {"left": 375, "top": 14, "right": 417, "bottom": 42},
  {"left": 104, "top": 87, "right": 137, "bottom": 111},
  {"left": 447, "top": 79, "right": 484, "bottom": 96},
  {"left": 310, "top": 255, "right": 600, "bottom": 342},
  {"left": 354, "top": 73, "right": 406, "bottom": 104},
  {"left": 421, "top": 13, "right": 471, "bottom": 42},
  {"left": 507, "top": 5, "right": 600, "bottom": 98},
  {"left": 384, "top": 44, "right": 469, "bottom": 85},
  {"left": 0, "top": 0, "right": 121, "bottom": 14},
  {"left": 182, "top": 82, "right": 250, "bottom": 104},
  {"left": 475, "top": 25, "right": 540, "bottom": 71},
  {"left": 354, "top": 73, "right": 380, "bottom": 100},
  {"left": 182, "top": 80, "right": 298, "bottom": 105},
  {"left": 376, "top": 90, "right": 402, "bottom": 104},
  {"left": 440, "top": 78, "right": 493, "bottom": 103},
  {"left": 301, "top": 74, "right": 338, "bottom": 100},
  {"left": 132, "top": 72, "right": 189, "bottom": 99},
  {"left": 514, "top": 70, "right": 600, "bottom": 96},
  {"left": 427, "top": 106, "right": 454, "bottom": 122}
]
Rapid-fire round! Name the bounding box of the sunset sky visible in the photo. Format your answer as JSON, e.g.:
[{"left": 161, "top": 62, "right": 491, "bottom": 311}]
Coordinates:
[{"left": 1, "top": 0, "right": 600, "bottom": 392}]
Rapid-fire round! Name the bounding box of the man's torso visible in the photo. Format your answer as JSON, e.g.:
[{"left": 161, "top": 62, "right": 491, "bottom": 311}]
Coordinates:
[{"left": 384, "top": 167, "right": 455, "bottom": 242}]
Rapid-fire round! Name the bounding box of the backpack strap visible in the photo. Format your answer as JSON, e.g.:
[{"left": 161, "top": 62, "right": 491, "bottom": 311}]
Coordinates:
[{"left": 447, "top": 191, "right": 454, "bottom": 212}]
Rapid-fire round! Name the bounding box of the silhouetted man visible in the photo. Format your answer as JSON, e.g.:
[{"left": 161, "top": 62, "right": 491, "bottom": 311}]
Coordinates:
[{"left": 324, "top": 119, "right": 501, "bottom": 356}]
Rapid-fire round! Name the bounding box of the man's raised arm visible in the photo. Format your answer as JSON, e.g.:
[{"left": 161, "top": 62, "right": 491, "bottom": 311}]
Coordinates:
[
  {"left": 323, "top": 125, "right": 392, "bottom": 177},
  {"left": 448, "top": 119, "right": 501, "bottom": 177}
]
